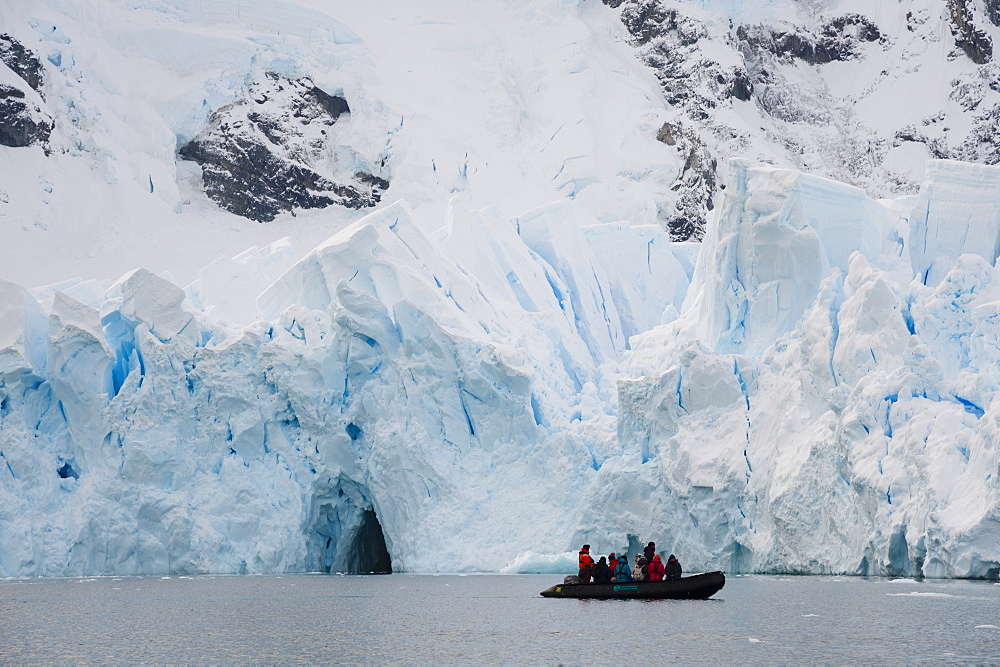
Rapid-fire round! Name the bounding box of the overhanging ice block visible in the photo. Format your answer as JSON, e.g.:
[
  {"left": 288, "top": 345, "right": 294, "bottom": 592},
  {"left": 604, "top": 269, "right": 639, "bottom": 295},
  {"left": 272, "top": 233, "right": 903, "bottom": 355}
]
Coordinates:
[{"left": 910, "top": 160, "right": 1000, "bottom": 287}]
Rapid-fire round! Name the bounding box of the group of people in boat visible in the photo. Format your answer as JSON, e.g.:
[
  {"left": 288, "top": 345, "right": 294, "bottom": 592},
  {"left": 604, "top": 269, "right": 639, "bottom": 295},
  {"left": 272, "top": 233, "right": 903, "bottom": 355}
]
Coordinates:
[{"left": 577, "top": 543, "right": 682, "bottom": 584}]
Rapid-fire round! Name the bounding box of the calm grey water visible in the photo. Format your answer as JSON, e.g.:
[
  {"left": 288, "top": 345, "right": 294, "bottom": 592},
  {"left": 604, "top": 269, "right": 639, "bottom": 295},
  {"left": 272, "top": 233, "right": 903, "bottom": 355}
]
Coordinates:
[{"left": 1, "top": 573, "right": 998, "bottom": 663}]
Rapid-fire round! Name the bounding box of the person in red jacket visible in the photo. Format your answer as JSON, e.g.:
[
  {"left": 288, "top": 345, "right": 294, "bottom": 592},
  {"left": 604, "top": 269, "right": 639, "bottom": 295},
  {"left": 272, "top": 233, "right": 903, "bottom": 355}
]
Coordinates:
[
  {"left": 578, "top": 544, "right": 595, "bottom": 584},
  {"left": 608, "top": 552, "right": 618, "bottom": 576},
  {"left": 647, "top": 554, "right": 665, "bottom": 582}
]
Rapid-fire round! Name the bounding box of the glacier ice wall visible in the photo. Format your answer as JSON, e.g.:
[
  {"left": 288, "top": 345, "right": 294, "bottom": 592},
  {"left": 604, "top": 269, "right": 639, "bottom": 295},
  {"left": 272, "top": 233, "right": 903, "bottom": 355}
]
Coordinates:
[
  {"left": 0, "top": 199, "right": 686, "bottom": 576},
  {"left": 5, "top": 158, "right": 1000, "bottom": 579},
  {"left": 611, "top": 159, "right": 1000, "bottom": 579}
]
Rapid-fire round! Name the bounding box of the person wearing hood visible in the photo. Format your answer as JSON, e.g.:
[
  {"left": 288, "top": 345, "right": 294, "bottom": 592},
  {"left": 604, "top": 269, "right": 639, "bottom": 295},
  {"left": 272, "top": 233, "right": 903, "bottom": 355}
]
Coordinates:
[
  {"left": 578, "top": 545, "right": 595, "bottom": 584},
  {"left": 592, "top": 556, "right": 612, "bottom": 584},
  {"left": 613, "top": 554, "right": 632, "bottom": 582},
  {"left": 665, "top": 554, "right": 682, "bottom": 580},
  {"left": 647, "top": 554, "right": 665, "bottom": 582},
  {"left": 632, "top": 555, "right": 648, "bottom": 582}
]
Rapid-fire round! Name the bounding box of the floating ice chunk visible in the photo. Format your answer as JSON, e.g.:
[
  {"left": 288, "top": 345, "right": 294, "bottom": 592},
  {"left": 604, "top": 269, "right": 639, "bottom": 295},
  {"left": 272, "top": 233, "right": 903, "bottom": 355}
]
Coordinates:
[{"left": 499, "top": 550, "right": 577, "bottom": 574}]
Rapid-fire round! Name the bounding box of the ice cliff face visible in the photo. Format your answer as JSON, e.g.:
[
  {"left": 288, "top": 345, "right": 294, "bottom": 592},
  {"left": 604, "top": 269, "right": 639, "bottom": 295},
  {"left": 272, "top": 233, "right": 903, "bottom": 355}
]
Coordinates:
[
  {"left": 0, "top": 200, "right": 686, "bottom": 575},
  {"left": 609, "top": 159, "right": 1000, "bottom": 579},
  {"left": 605, "top": 0, "right": 1000, "bottom": 240},
  {"left": 5, "top": 158, "right": 1000, "bottom": 579}
]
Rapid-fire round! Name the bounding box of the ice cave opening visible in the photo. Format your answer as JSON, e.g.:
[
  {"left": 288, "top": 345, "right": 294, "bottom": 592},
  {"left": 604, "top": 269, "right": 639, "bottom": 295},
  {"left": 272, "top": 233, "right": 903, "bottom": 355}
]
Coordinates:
[
  {"left": 308, "top": 487, "right": 392, "bottom": 574},
  {"left": 346, "top": 509, "right": 392, "bottom": 575}
]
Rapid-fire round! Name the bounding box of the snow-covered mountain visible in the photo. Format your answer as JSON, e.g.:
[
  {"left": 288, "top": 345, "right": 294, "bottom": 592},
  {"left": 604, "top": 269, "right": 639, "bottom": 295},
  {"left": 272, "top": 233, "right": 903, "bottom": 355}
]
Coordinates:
[
  {"left": 0, "top": 0, "right": 676, "bottom": 288},
  {"left": 605, "top": 0, "right": 1000, "bottom": 239},
  {"left": 3, "top": 0, "right": 1000, "bottom": 579}
]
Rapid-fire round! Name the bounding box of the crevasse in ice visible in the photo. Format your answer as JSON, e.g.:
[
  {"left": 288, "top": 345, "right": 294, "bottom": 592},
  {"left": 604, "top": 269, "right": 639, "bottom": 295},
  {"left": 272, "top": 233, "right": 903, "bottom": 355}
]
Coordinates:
[{"left": 4, "top": 159, "right": 1000, "bottom": 579}]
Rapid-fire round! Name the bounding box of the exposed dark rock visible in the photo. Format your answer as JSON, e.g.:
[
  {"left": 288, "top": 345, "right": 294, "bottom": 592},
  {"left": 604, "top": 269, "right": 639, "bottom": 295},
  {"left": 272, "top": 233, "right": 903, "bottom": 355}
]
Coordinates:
[
  {"left": 0, "top": 34, "right": 45, "bottom": 93},
  {"left": 728, "top": 68, "right": 754, "bottom": 102},
  {"left": 0, "top": 34, "right": 52, "bottom": 148},
  {"left": 951, "top": 78, "right": 985, "bottom": 111},
  {"left": 656, "top": 121, "right": 717, "bottom": 241},
  {"left": 987, "top": 0, "right": 1000, "bottom": 27},
  {"left": 0, "top": 83, "right": 53, "bottom": 147},
  {"left": 605, "top": 0, "right": 1000, "bottom": 241},
  {"left": 605, "top": 0, "right": 724, "bottom": 239},
  {"left": 606, "top": 0, "right": 889, "bottom": 242},
  {"left": 179, "top": 72, "right": 388, "bottom": 222},
  {"left": 619, "top": 0, "right": 704, "bottom": 47},
  {"left": 948, "top": 0, "right": 992, "bottom": 64},
  {"left": 958, "top": 104, "right": 1000, "bottom": 164},
  {"left": 892, "top": 125, "right": 950, "bottom": 159},
  {"left": 736, "top": 14, "right": 881, "bottom": 66}
]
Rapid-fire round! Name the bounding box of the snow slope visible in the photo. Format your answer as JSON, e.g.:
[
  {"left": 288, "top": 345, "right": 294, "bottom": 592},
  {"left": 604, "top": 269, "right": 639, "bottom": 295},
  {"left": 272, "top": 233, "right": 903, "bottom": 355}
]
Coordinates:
[{"left": 0, "top": 0, "right": 678, "bottom": 288}]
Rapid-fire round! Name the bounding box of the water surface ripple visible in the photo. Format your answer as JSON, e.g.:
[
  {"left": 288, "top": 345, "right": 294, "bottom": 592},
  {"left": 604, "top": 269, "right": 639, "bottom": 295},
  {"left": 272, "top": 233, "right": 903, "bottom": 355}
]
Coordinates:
[{"left": 2, "top": 574, "right": 998, "bottom": 662}]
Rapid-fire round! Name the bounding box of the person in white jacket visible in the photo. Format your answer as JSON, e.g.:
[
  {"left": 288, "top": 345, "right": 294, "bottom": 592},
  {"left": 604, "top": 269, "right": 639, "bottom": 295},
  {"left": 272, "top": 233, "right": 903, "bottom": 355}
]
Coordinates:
[{"left": 632, "top": 555, "right": 648, "bottom": 582}]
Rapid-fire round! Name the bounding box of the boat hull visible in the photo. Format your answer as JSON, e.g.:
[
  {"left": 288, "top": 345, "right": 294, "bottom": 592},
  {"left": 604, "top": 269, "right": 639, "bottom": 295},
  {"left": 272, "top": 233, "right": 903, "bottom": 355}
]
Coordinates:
[{"left": 539, "top": 571, "right": 725, "bottom": 599}]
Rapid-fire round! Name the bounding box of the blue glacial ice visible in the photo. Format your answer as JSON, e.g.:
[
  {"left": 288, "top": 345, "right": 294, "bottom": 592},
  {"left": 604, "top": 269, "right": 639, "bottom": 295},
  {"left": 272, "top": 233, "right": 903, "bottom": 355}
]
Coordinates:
[{"left": 4, "top": 159, "right": 1000, "bottom": 579}]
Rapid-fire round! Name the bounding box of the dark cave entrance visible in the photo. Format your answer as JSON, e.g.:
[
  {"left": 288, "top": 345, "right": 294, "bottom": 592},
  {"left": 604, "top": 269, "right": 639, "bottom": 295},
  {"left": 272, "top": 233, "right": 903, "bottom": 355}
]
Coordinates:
[
  {"left": 309, "top": 499, "right": 393, "bottom": 575},
  {"left": 345, "top": 509, "right": 392, "bottom": 575}
]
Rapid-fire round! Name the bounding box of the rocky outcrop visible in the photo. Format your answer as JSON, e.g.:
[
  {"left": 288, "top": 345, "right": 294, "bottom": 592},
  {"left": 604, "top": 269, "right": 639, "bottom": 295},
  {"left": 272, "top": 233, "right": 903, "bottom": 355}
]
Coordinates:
[
  {"left": 0, "top": 34, "right": 53, "bottom": 148},
  {"left": 606, "top": 1, "right": 888, "bottom": 241},
  {"left": 179, "top": 72, "right": 389, "bottom": 222},
  {"left": 736, "top": 15, "right": 881, "bottom": 66},
  {"left": 958, "top": 104, "right": 1000, "bottom": 165},
  {"left": 655, "top": 121, "right": 716, "bottom": 240},
  {"left": 610, "top": 1, "right": 730, "bottom": 239},
  {"left": 987, "top": 0, "right": 1000, "bottom": 27},
  {"left": 0, "top": 34, "right": 45, "bottom": 93},
  {"left": 603, "top": 0, "right": 1000, "bottom": 242},
  {"left": 948, "top": 0, "right": 993, "bottom": 64}
]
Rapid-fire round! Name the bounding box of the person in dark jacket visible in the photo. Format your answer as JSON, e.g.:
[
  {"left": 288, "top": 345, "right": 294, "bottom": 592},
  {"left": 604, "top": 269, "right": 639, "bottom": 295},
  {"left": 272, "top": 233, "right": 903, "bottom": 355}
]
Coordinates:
[
  {"left": 647, "top": 554, "right": 665, "bottom": 581},
  {"left": 592, "top": 556, "right": 612, "bottom": 584},
  {"left": 613, "top": 554, "right": 632, "bottom": 582},
  {"left": 578, "top": 545, "right": 595, "bottom": 584},
  {"left": 644, "top": 542, "right": 656, "bottom": 564},
  {"left": 665, "top": 554, "right": 682, "bottom": 580}
]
